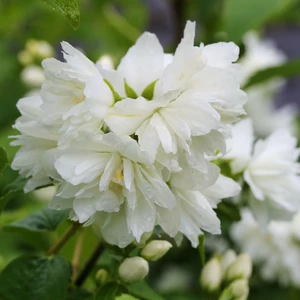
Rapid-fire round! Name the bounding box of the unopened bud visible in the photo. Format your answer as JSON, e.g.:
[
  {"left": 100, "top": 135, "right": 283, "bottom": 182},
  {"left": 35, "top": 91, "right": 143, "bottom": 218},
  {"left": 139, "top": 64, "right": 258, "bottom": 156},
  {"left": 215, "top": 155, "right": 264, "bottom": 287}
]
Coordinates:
[
  {"left": 134, "top": 231, "right": 152, "bottom": 248},
  {"left": 221, "top": 250, "right": 237, "bottom": 275},
  {"left": 34, "top": 41, "right": 54, "bottom": 58},
  {"left": 141, "top": 240, "right": 172, "bottom": 261},
  {"left": 95, "top": 268, "right": 109, "bottom": 285},
  {"left": 118, "top": 257, "right": 149, "bottom": 284},
  {"left": 219, "top": 279, "right": 249, "bottom": 300},
  {"left": 20, "top": 66, "right": 44, "bottom": 87},
  {"left": 17, "top": 50, "right": 33, "bottom": 66},
  {"left": 225, "top": 253, "right": 252, "bottom": 282},
  {"left": 96, "top": 54, "right": 114, "bottom": 70},
  {"left": 200, "top": 257, "right": 222, "bottom": 292},
  {"left": 25, "top": 39, "right": 53, "bottom": 58}
]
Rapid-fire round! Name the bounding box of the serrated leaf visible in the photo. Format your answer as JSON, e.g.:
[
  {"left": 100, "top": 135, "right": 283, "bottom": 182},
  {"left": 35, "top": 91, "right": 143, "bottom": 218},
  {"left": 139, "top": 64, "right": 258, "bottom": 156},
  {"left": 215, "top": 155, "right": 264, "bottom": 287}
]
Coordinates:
[
  {"left": 124, "top": 81, "right": 138, "bottom": 99},
  {"left": 198, "top": 234, "right": 206, "bottom": 266},
  {"left": 222, "top": 0, "right": 287, "bottom": 42},
  {"left": 95, "top": 282, "right": 128, "bottom": 300},
  {"left": 4, "top": 206, "right": 69, "bottom": 233},
  {"left": 0, "top": 147, "right": 8, "bottom": 175},
  {"left": 141, "top": 80, "right": 157, "bottom": 100},
  {"left": 44, "top": 0, "right": 80, "bottom": 29},
  {"left": 0, "top": 176, "right": 26, "bottom": 214},
  {"left": 244, "top": 59, "right": 300, "bottom": 89},
  {"left": 0, "top": 256, "right": 71, "bottom": 300},
  {"left": 128, "top": 281, "right": 165, "bottom": 300}
]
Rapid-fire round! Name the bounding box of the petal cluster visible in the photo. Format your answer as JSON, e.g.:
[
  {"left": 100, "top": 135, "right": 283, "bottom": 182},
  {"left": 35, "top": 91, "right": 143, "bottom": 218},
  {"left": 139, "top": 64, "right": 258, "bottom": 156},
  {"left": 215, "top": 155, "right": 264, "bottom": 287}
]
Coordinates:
[
  {"left": 224, "top": 118, "right": 300, "bottom": 224},
  {"left": 11, "top": 21, "right": 244, "bottom": 248},
  {"left": 231, "top": 209, "right": 300, "bottom": 287}
]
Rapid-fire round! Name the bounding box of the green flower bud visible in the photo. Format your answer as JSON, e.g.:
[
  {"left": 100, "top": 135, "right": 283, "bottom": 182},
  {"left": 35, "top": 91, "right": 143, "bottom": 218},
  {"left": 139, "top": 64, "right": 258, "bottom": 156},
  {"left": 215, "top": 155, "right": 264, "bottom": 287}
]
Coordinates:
[
  {"left": 225, "top": 253, "right": 252, "bottom": 282},
  {"left": 134, "top": 231, "right": 152, "bottom": 248},
  {"left": 118, "top": 257, "right": 149, "bottom": 284},
  {"left": 200, "top": 257, "right": 222, "bottom": 292},
  {"left": 141, "top": 240, "right": 172, "bottom": 261},
  {"left": 219, "top": 279, "right": 249, "bottom": 300},
  {"left": 221, "top": 250, "right": 237, "bottom": 275},
  {"left": 17, "top": 50, "right": 33, "bottom": 66},
  {"left": 95, "top": 268, "right": 109, "bottom": 285}
]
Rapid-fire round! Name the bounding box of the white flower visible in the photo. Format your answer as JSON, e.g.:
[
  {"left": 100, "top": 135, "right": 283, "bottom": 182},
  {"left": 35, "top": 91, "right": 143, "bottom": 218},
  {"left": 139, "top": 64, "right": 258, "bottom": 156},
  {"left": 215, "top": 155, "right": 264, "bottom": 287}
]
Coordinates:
[
  {"left": 11, "top": 96, "right": 59, "bottom": 192},
  {"left": 240, "top": 32, "right": 286, "bottom": 84},
  {"left": 49, "top": 132, "right": 176, "bottom": 246},
  {"left": 240, "top": 31, "right": 296, "bottom": 137},
  {"left": 244, "top": 129, "right": 300, "bottom": 221},
  {"left": 231, "top": 209, "right": 300, "bottom": 287},
  {"left": 223, "top": 118, "right": 254, "bottom": 174},
  {"left": 105, "top": 21, "right": 246, "bottom": 167},
  {"left": 245, "top": 87, "right": 297, "bottom": 137},
  {"left": 41, "top": 42, "right": 114, "bottom": 146},
  {"left": 12, "top": 20, "right": 245, "bottom": 249},
  {"left": 169, "top": 169, "right": 240, "bottom": 247},
  {"left": 224, "top": 119, "right": 300, "bottom": 223}
]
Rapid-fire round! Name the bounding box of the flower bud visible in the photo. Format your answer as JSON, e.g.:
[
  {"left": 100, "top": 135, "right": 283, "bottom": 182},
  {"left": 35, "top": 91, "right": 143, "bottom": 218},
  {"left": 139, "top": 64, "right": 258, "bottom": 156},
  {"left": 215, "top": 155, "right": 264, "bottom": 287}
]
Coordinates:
[
  {"left": 221, "top": 249, "right": 237, "bottom": 275},
  {"left": 219, "top": 279, "right": 249, "bottom": 300},
  {"left": 225, "top": 253, "right": 252, "bottom": 282},
  {"left": 141, "top": 240, "right": 173, "bottom": 261},
  {"left": 17, "top": 50, "right": 33, "bottom": 66},
  {"left": 95, "top": 268, "right": 109, "bottom": 285},
  {"left": 118, "top": 257, "right": 149, "bottom": 284},
  {"left": 96, "top": 54, "right": 114, "bottom": 70},
  {"left": 200, "top": 257, "right": 222, "bottom": 292},
  {"left": 25, "top": 39, "right": 53, "bottom": 58},
  {"left": 20, "top": 66, "right": 45, "bottom": 87},
  {"left": 134, "top": 231, "right": 152, "bottom": 248}
]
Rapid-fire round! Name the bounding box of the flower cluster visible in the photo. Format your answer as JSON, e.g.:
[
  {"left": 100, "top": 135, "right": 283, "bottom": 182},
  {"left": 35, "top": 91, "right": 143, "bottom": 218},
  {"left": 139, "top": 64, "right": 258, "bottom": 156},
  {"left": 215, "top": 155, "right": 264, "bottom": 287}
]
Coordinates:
[
  {"left": 11, "top": 21, "right": 245, "bottom": 248},
  {"left": 224, "top": 118, "right": 300, "bottom": 224},
  {"left": 231, "top": 209, "right": 300, "bottom": 287}
]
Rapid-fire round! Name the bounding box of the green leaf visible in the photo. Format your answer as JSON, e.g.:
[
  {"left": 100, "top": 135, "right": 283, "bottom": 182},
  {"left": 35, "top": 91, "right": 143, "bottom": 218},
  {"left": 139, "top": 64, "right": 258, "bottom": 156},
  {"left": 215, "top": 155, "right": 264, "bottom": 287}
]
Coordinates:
[
  {"left": 116, "top": 294, "right": 139, "bottom": 300},
  {"left": 244, "top": 59, "right": 300, "bottom": 89},
  {"left": 222, "top": 0, "right": 288, "bottom": 42},
  {"left": 216, "top": 201, "right": 241, "bottom": 222},
  {"left": 0, "top": 147, "right": 8, "bottom": 175},
  {"left": 4, "top": 206, "right": 69, "bottom": 233},
  {"left": 124, "top": 81, "right": 138, "bottom": 99},
  {"left": 0, "top": 176, "right": 26, "bottom": 214},
  {"left": 128, "top": 281, "right": 165, "bottom": 300},
  {"left": 95, "top": 282, "right": 128, "bottom": 300},
  {"left": 0, "top": 256, "right": 71, "bottom": 300},
  {"left": 198, "top": 234, "right": 206, "bottom": 266},
  {"left": 141, "top": 80, "right": 157, "bottom": 100},
  {"left": 44, "top": 0, "right": 80, "bottom": 30}
]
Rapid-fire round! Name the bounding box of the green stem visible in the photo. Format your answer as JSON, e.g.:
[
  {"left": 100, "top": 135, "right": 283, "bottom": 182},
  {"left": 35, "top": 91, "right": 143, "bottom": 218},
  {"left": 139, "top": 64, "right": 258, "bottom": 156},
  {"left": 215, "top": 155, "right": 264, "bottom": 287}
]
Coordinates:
[
  {"left": 48, "top": 222, "right": 80, "bottom": 256},
  {"left": 75, "top": 242, "right": 104, "bottom": 287}
]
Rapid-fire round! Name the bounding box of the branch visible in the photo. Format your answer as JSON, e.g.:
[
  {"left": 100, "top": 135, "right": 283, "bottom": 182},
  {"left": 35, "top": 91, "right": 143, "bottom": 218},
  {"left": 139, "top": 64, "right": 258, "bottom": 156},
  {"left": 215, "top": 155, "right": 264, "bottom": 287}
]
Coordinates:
[
  {"left": 48, "top": 222, "right": 80, "bottom": 256},
  {"left": 72, "top": 228, "right": 85, "bottom": 283},
  {"left": 75, "top": 242, "right": 104, "bottom": 287}
]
